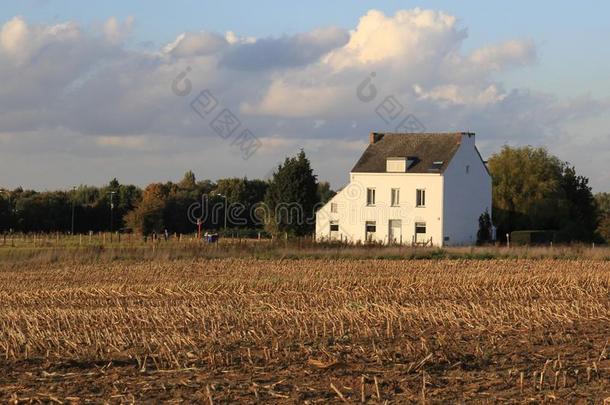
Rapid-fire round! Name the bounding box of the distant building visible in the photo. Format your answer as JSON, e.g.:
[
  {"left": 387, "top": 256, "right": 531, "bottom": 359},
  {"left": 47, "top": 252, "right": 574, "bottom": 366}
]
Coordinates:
[{"left": 315, "top": 132, "right": 492, "bottom": 246}]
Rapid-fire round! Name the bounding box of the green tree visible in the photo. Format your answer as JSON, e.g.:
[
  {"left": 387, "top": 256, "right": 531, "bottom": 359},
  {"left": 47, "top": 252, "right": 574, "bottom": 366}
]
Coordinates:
[
  {"left": 488, "top": 146, "right": 565, "bottom": 235},
  {"left": 558, "top": 164, "right": 598, "bottom": 241},
  {"left": 0, "top": 190, "right": 12, "bottom": 232},
  {"left": 317, "top": 181, "right": 336, "bottom": 205},
  {"left": 214, "top": 178, "right": 268, "bottom": 229},
  {"left": 595, "top": 192, "right": 610, "bottom": 215},
  {"left": 488, "top": 146, "right": 598, "bottom": 241},
  {"left": 125, "top": 183, "right": 166, "bottom": 235},
  {"left": 179, "top": 170, "right": 197, "bottom": 190},
  {"left": 264, "top": 150, "right": 319, "bottom": 236},
  {"left": 598, "top": 216, "right": 610, "bottom": 242},
  {"left": 596, "top": 192, "right": 610, "bottom": 242}
]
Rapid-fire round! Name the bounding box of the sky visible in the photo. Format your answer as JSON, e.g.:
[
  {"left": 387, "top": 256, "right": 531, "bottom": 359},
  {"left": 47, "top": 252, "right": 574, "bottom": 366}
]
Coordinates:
[{"left": 0, "top": 0, "right": 609, "bottom": 191}]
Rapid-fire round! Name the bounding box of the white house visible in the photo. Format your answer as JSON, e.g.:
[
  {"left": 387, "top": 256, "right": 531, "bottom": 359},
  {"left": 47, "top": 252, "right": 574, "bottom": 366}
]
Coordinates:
[{"left": 315, "top": 132, "right": 492, "bottom": 246}]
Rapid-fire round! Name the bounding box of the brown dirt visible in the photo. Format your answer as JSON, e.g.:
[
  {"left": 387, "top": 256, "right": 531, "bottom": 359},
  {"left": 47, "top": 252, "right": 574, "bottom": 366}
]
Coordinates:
[{"left": 1, "top": 258, "right": 610, "bottom": 403}]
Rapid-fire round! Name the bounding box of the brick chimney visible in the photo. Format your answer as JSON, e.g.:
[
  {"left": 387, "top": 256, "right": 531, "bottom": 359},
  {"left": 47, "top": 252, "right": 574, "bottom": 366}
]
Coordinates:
[{"left": 369, "top": 132, "right": 384, "bottom": 144}]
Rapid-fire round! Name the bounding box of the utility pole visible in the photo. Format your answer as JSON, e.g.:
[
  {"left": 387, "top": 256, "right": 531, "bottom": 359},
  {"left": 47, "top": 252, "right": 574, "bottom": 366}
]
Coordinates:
[
  {"left": 109, "top": 191, "right": 116, "bottom": 243},
  {"left": 71, "top": 186, "right": 76, "bottom": 235}
]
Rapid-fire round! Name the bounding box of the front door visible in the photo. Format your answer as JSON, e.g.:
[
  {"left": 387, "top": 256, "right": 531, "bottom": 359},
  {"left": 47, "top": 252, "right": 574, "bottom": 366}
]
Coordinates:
[
  {"left": 365, "top": 221, "right": 376, "bottom": 242},
  {"left": 389, "top": 220, "right": 402, "bottom": 244}
]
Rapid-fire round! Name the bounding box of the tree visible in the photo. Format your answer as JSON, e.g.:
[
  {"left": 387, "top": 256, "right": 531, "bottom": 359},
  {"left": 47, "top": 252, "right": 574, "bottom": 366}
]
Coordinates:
[
  {"left": 216, "top": 178, "right": 268, "bottom": 228},
  {"left": 164, "top": 175, "right": 201, "bottom": 234},
  {"left": 558, "top": 164, "right": 598, "bottom": 241},
  {"left": 0, "top": 190, "right": 12, "bottom": 232},
  {"left": 488, "top": 146, "right": 565, "bottom": 235},
  {"left": 488, "top": 146, "right": 598, "bottom": 242},
  {"left": 595, "top": 192, "right": 610, "bottom": 215},
  {"left": 124, "top": 184, "right": 166, "bottom": 235},
  {"left": 598, "top": 216, "right": 610, "bottom": 243},
  {"left": 596, "top": 192, "right": 610, "bottom": 242},
  {"left": 179, "top": 170, "right": 197, "bottom": 190},
  {"left": 264, "top": 150, "right": 319, "bottom": 236},
  {"left": 477, "top": 210, "right": 493, "bottom": 244},
  {"left": 317, "top": 181, "right": 336, "bottom": 205}
]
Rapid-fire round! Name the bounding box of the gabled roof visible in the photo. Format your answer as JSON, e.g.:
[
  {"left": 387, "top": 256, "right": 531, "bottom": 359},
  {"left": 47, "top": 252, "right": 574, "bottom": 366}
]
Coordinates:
[{"left": 351, "top": 132, "right": 466, "bottom": 173}]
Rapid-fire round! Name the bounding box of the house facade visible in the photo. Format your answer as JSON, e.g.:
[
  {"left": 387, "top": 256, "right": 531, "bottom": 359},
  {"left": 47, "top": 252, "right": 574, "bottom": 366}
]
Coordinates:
[{"left": 315, "top": 132, "right": 492, "bottom": 246}]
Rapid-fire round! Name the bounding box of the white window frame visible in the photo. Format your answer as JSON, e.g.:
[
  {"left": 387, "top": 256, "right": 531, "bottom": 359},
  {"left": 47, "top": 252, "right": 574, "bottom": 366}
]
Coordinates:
[
  {"left": 416, "top": 189, "right": 426, "bottom": 208},
  {"left": 391, "top": 188, "right": 400, "bottom": 207},
  {"left": 366, "top": 188, "right": 376, "bottom": 206}
]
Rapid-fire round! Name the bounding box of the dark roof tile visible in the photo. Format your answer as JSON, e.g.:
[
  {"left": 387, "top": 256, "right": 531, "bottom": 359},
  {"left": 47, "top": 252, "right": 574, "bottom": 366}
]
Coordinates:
[{"left": 351, "top": 132, "right": 465, "bottom": 173}]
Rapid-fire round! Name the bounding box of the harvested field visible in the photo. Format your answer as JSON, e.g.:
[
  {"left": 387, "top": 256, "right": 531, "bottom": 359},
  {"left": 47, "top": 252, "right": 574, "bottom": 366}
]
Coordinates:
[{"left": 1, "top": 258, "right": 610, "bottom": 402}]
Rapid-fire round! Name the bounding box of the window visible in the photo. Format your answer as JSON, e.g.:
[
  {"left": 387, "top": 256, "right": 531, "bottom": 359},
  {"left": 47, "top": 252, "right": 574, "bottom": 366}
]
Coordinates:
[
  {"left": 330, "top": 221, "right": 339, "bottom": 232},
  {"left": 415, "top": 222, "right": 427, "bottom": 234},
  {"left": 466, "top": 165, "right": 470, "bottom": 174},
  {"left": 430, "top": 161, "right": 444, "bottom": 171},
  {"left": 386, "top": 157, "right": 407, "bottom": 172},
  {"left": 330, "top": 203, "right": 338, "bottom": 213},
  {"left": 366, "top": 188, "right": 376, "bottom": 206},
  {"left": 391, "top": 188, "right": 400, "bottom": 206},
  {"left": 365, "top": 221, "right": 376, "bottom": 233},
  {"left": 416, "top": 189, "right": 426, "bottom": 207}
]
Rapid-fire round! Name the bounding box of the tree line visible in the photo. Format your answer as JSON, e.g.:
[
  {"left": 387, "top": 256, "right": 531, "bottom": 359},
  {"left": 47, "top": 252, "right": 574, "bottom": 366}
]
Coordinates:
[
  {"left": 1, "top": 147, "right": 609, "bottom": 243},
  {"left": 0, "top": 150, "right": 334, "bottom": 237}
]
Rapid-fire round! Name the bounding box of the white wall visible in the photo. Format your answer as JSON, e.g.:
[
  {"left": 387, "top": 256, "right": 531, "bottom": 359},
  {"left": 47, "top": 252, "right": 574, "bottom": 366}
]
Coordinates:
[
  {"left": 316, "top": 172, "right": 444, "bottom": 246},
  {"left": 442, "top": 134, "right": 492, "bottom": 245}
]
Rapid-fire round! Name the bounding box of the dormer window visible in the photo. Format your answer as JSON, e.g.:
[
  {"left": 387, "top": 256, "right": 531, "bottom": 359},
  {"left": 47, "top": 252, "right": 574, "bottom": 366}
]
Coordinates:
[
  {"left": 386, "top": 157, "right": 407, "bottom": 172},
  {"left": 386, "top": 157, "right": 417, "bottom": 172},
  {"left": 429, "top": 161, "right": 444, "bottom": 171}
]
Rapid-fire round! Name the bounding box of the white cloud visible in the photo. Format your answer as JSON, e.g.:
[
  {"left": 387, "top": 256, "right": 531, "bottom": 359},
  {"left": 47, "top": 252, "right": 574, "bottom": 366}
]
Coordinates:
[
  {"left": 470, "top": 40, "right": 537, "bottom": 71},
  {"left": 219, "top": 26, "right": 348, "bottom": 70},
  {"left": 0, "top": 10, "right": 608, "bottom": 190},
  {"left": 103, "top": 16, "right": 135, "bottom": 45},
  {"left": 162, "top": 31, "right": 228, "bottom": 57},
  {"left": 415, "top": 83, "right": 506, "bottom": 105},
  {"left": 241, "top": 79, "right": 346, "bottom": 117},
  {"left": 0, "top": 16, "right": 28, "bottom": 55},
  {"left": 96, "top": 135, "right": 148, "bottom": 150},
  {"left": 328, "top": 9, "right": 461, "bottom": 68}
]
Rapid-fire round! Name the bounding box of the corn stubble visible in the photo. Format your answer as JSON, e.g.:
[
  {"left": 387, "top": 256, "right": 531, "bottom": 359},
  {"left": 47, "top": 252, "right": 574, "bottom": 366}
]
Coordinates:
[{"left": 1, "top": 258, "right": 609, "bottom": 402}]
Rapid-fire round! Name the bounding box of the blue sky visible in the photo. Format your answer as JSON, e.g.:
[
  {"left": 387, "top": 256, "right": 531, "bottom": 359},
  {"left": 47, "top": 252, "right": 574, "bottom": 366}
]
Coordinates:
[
  {"left": 4, "top": 1, "right": 608, "bottom": 97},
  {"left": 0, "top": 1, "right": 608, "bottom": 190}
]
